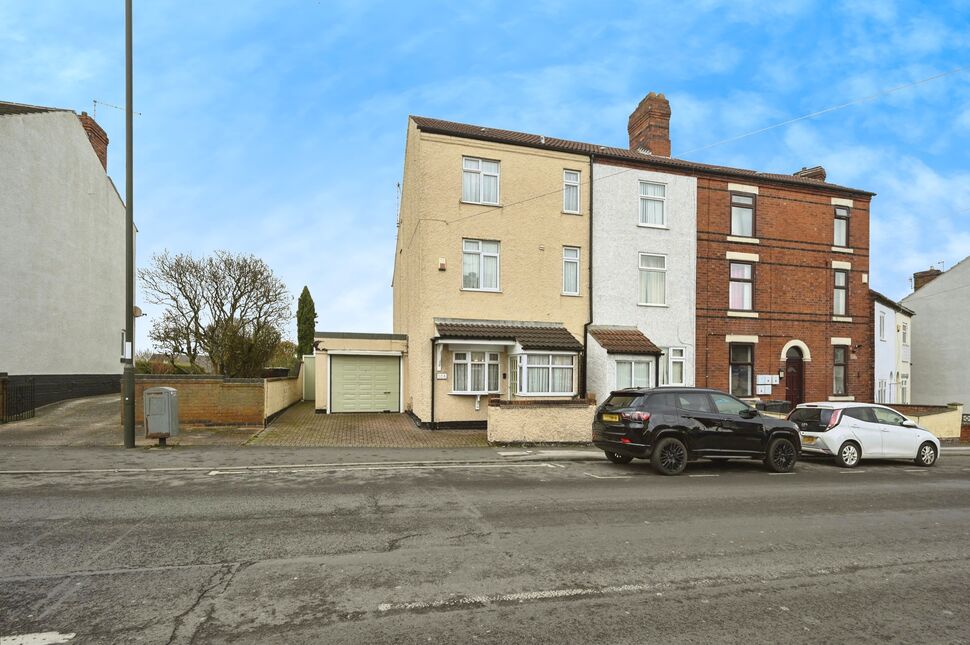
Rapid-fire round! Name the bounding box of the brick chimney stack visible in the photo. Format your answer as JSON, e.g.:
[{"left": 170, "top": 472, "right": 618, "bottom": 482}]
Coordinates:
[
  {"left": 794, "top": 166, "right": 827, "bottom": 181},
  {"left": 913, "top": 268, "right": 943, "bottom": 291},
  {"left": 628, "top": 92, "right": 671, "bottom": 157},
  {"left": 77, "top": 112, "right": 108, "bottom": 170}
]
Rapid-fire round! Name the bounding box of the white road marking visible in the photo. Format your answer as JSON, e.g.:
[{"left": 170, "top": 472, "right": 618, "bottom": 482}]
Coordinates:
[
  {"left": 531, "top": 450, "right": 601, "bottom": 459},
  {"left": 769, "top": 472, "right": 796, "bottom": 476},
  {"left": 839, "top": 470, "right": 866, "bottom": 473},
  {"left": 207, "top": 463, "right": 557, "bottom": 476},
  {"left": 903, "top": 469, "right": 928, "bottom": 473},
  {"left": 496, "top": 451, "right": 532, "bottom": 456},
  {"left": 378, "top": 582, "right": 666, "bottom": 613},
  {"left": 0, "top": 632, "right": 76, "bottom": 644},
  {"left": 688, "top": 474, "right": 719, "bottom": 478},
  {"left": 583, "top": 472, "right": 632, "bottom": 479}
]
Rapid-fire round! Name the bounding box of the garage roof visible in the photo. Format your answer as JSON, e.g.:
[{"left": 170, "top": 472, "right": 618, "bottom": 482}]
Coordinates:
[{"left": 434, "top": 318, "right": 583, "bottom": 351}]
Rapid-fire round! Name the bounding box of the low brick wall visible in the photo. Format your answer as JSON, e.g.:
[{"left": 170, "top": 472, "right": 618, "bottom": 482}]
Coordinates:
[
  {"left": 895, "top": 403, "right": 964, "bottom": 440},
  {"left": 487, "top": 398, "right": 597, "bottom": 443},
  {"left": 130, "top": 375, "right": 265, "bottom": 428}
]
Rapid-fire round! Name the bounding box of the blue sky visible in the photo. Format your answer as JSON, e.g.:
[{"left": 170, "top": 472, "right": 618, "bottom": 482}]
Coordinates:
[{"left": 3, "top": 1, "right": 969, "bottom": 349}]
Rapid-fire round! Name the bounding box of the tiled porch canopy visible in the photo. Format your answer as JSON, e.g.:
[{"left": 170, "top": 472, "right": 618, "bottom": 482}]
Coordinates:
[
  {"left": 434, "top": 318, "right": 583, "bottom": 352},
  {"left": 588, "top": 325, "right": 663, "bottom": 355}
]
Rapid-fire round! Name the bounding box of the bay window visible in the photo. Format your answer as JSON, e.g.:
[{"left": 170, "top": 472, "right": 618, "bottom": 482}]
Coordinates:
[
  {"left": 453, "top": 351, "right": 500, "bottom": 394},
  {"left": 513, "top": 354, "right": 575, "bottom": 395}
]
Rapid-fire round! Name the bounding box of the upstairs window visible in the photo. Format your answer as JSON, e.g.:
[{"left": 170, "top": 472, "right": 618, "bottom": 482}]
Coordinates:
[
  {"left": 639, "top": 181, "right": 666, "bottom": 227},
  {"left": 638, "top": 253, "right": 667, "bottom": 306},
  {"left": 730, "top": 193, "right": 756, "bottom": 237},
  {"left": 834, "top": 206, "right": 850, "bottom": 247},
  {"left": 833, "top": 346, "right": 848, "bottom": 395},
  {"left": 901, "top": 322, "right": 909, "bottom": 344},
  {"left": 462, "top": 239, "right": 500, "bottom": 291},
  {"left": 563, "top": 170, "right": 581, "bottom": 214},
  {"left": 729, "top": 344, "right": 754, "bottom": 397},
  {"left": 462, "top": 157, "right": 499, "bottom": 205},
  {"left": 834, "top": 270, "right": 848, "bottom": 316},
  {"left": 562, "top": 246, "right": 580, "bottom": 295},
  {"left": 729, "top": 262, "right": 754, "bottom": 311},
  {"left": 453, "top": 352, "right": 500, "bottom": 393},
  {"left": 879, "top": 312, "right": 886, "bottom": 340}
]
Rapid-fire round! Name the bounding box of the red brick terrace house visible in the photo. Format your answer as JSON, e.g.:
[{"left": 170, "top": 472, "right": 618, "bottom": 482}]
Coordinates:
[{"left": 693, "top": 162, "right": 874, "bottom": 407}]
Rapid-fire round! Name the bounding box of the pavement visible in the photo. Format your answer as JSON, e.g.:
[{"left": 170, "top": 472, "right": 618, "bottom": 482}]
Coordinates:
[{"left": 1, "top": 446, "right": 969, "bottom": 644}]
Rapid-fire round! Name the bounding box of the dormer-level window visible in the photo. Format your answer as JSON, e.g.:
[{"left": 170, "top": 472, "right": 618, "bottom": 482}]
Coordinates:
[
  {"left": 462, "top": 157, "right": 499, "bottom": 205},
  {"left": 563, "top": 170, "right": 580, "bottom": 213},
  {"left": 730, "top": 192, "right": 755, "bottom": 237},
  {"left": 639, "top": 181, "right": 666, "bottom": 227},
  {"left": 834, "top": 206, "right": 850, "bottom": 247}
]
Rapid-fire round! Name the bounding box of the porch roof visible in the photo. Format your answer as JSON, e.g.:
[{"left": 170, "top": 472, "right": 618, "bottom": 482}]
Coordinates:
[
  {"left": 434, "top": 318, "right": 583, "bottom": 352},
  {"left": 588, "top": 326, "right": 663, "bottom": 355}
]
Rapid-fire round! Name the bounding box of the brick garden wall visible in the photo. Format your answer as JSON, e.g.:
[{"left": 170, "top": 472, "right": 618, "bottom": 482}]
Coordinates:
[
  {"left": 129, "top": 375, "right": 265, "bottom": 428},
  {"left": 695, "top": 177, "right": 873, "bottom": 404}
]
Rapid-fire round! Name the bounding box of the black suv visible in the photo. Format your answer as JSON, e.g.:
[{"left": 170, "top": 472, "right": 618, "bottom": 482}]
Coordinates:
[{"left": 592, "top": 387, "right": 800, "bottom": 475}]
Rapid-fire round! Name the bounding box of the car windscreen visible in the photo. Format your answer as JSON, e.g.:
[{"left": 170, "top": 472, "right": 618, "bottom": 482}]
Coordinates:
[
  {"left": 602, "top": 394, "right": 645, "bottom": 411},
  {"left": 789, "top": 407, "right": 833, "bottom": 431}
]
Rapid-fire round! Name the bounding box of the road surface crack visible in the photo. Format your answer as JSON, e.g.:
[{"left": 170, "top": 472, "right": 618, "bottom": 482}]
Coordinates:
[{"left": 165, "top": 561, "right": 249, "bottom": 645}]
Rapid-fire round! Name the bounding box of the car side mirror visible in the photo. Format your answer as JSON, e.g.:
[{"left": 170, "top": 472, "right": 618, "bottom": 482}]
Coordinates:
[
  {"left": 901, "top": 419, "right": 918, "bottom": 428},
  {"left": 740, "top": 408, "right": 758, "bottom": 419}
]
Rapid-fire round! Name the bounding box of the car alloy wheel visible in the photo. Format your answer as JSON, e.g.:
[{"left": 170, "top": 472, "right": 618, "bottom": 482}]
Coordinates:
[
  {"left": 766, "top": 437, "right": 797, "bottom": 473},
  {"left": 837, "top": 442, "right": 860, "bottom": 468},
  {"left": 651, "top": 437, "right": 687, "bottom": 476},
  {"left": 916, "top": 442, "right": 937, "bottom": 467}
]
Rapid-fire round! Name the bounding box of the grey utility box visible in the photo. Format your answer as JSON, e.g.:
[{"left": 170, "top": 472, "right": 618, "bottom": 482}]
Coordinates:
[{"left": 144, "top": 386, "right": 179, "bottom": 439}]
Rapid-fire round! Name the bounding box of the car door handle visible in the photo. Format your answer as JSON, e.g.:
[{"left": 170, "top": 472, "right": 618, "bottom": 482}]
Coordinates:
[{"left": 882, "top": 429, "right": 890, "bottom": 432}]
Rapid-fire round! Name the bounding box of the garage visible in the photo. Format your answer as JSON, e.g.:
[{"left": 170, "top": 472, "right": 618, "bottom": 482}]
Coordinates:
[{"left": 330, "top": 354, "right": 401, "bottom": 413}]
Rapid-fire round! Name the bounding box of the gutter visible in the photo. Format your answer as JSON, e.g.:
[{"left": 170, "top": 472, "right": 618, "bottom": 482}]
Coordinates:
[{"left": 581, "top": 153, "right": 595, "bottom": 398}]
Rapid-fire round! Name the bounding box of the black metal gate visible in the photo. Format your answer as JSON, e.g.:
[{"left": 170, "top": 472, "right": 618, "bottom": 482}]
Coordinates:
[{"left": 1, "top": 377, "right": 35, "bottom": 423}]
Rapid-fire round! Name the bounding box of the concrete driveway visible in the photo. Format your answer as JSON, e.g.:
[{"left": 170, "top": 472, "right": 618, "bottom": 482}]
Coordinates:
[
  {"left": 0, "top": 394, "right": 257, "bottom": 447},
  {"left": 251, "top": 402, "right": 488, "bottom": 448}
]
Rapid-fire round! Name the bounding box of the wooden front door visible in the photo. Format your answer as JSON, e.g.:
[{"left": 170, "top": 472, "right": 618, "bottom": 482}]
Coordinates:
[{"left": 785, "top": 348, "right": 804, "bottom": 407}]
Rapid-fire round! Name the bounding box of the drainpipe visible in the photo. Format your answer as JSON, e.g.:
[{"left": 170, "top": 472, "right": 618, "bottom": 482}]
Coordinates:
[
  {"left": 581, "top": 153, "right": 595, "bottom": 399},
  {"left": 430, "top": 337, "right": 438, "bottom": 429}
]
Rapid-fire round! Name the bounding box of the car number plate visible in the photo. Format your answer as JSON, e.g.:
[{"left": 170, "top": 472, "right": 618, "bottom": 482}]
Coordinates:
[
  {"left": 601, "top": 413, "right": 620, "bottom": 423},
  {"left": 801, "top": 436, "right": 816, "bottom": 445}
]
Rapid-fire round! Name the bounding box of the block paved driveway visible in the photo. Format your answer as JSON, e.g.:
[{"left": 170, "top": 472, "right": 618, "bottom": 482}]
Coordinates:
[{"left": 251, "top": 402, "right": 488, "bottom": 448}]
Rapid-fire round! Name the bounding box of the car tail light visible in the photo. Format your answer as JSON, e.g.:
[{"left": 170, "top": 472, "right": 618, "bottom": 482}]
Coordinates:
[
  {"left": 620, "top": 411, "right": 650, "bottom": 423},
  {"left": 826, "top": 409, "right": 843, "bottom": 430},
  {"left": 620, "top": 438, "right": 631, "bottom": 444}
]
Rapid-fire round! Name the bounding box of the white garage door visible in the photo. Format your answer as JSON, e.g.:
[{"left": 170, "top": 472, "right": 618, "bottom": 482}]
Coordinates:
[{"left": 330, "top": 355, "right": 400, "bottom": 413}]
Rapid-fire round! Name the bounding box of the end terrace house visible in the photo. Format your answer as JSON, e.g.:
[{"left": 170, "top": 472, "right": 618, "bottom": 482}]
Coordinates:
[{"left": 392, "top": 117, "right": 591, "bottom": 427}]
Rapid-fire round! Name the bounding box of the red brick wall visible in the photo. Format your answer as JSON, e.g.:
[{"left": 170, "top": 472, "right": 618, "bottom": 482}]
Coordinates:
[
  {"left": 77, "top": 112, "right": 108, "bottom": 170},
  {"left": 695, "top": 178, "right": 874, "bottom": 404},
  {"left": 127, "top": 376, "right": 265, "bottom": 428}
]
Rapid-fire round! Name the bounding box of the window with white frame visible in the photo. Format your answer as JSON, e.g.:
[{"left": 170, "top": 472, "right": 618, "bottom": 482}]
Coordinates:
[
  {"left": 562, "top": 246, "right": 580, "bottom": 295},
  {"left": 616, "top": 360, "right": 652, "bottom": 389},
  {"left": 515, "top": 354, "right": 575, "bottom": 395},
  {"left": 462, "top": 157, "right": 500, "bottom": 205},
  {"left": 668, "top": 348, "right": 686, "bottom": 385},
  {"left": 462, "top": 239, "right": 500, "bottom": 291},
  {"left": 452, "top": 351, "right": 500, "bottom": 394},
  {"left": 901, "top": 322, "right": 909, "bottom": 344},
  {"left": 877, "top": 379, "right": 887, "bottom": 403},
  {"left": 879, "top": 312, "right": 886, "bottom": 340},
  {"left": 639, "top": 253, "right": 666, "bottom": 305},
  {"left": 563, "top": 170, "right": 580, "bottom": 213},
  {"left": 639, "top": 181, "right": 666, "bottom": 227}
]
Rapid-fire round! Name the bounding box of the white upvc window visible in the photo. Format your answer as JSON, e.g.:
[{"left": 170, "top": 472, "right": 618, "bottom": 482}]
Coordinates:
[
  {"left": 616, "top": 360, "right": 652, "bottom": 389},
  {"left": 562, "top": 246, "right": 580, "bottom": 295},
  {"left": 452, "top": 351, "right": 500, "bottom": 394},
  {"left": 462, "top": 239, "right": 500, "bottom": 291},
  {"left": 879, "top": 312, "right": 886, "bottom": 341},
  {"left": 901, "top": 322, "right": 909, "bottom": 345},
  {"left": 877, "top": 379, "right": 887, "bottom": 403},
  {"left": 639, "top": 181, "right": 666, "bottom": 227},
  {"left": 514, "top": 353, "right": 575, "bottom": 395},
  {"left": 638, "top": 253, "right": 667, "bottom": 306},
  {"left": 462, "top": 157, "right": 500, "bottom": 205},
  {"left": 667, "top": 347, "right": 686, "bottom": 386},
  {"left": 563, "top": 170, "right": 581, "bottom": 214}
]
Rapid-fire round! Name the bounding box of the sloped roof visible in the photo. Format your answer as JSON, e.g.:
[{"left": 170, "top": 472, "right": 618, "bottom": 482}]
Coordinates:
[
  {"left": 0, "top": 100, "right": 69, "bottom": 116},
  {"left": 588, "top": 326, "right": 663, "bottom": 355},
  {"left": 870, "top": 289, "right": 915, "bottom": 316},
  {"left": 411, "top": 115, "right": 874, "bottom": 197},
  {"left": 434, "top": 318, "right": 583, "bottom": 351}
]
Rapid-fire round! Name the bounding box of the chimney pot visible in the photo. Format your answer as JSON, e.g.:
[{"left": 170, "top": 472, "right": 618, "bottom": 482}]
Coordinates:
[{"left": 628, "top": 92, "right": 671, "bottom": 157}]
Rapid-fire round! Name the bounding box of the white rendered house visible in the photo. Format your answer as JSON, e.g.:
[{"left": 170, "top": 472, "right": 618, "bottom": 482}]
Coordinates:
[{"left": 871, "top": 289, "right": 913, "bottom": 404}]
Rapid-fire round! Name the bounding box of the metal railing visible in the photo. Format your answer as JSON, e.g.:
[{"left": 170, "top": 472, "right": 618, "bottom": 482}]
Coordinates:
[{"left": 1, "top": 377, "right": 35, "bottom": 423}]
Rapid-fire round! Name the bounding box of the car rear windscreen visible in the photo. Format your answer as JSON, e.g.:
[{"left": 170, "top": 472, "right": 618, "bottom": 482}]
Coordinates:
[
  {"left": 789, "top": 407, "right": 834, "bottom": 431},
  {"left": 603, "top": 394, "right": 644, "bottom": 410}
]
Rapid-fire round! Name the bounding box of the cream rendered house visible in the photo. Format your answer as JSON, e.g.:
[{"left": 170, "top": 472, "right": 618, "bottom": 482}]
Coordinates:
[{"left": 393, "top": 117, "right": 591, "bottom": 427}]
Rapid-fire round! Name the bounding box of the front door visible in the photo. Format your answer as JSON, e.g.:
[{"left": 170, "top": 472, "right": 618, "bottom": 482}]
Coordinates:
[{"left": 785, "top": 347, "right": 804, "bottom": 407}]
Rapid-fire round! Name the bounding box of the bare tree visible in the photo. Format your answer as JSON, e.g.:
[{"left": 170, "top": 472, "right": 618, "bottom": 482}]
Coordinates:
[{"left": 140, "top": 250, "right": 292, "bottom": 377}]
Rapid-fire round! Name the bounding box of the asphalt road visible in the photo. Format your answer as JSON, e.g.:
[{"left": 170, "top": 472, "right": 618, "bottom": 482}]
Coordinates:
[{"left": 1, "top": 447, "right": 969, "bottom": 644}]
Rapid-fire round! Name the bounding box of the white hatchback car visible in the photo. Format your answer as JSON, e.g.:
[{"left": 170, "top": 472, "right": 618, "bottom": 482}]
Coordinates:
[{"left": 788, "top": 402, "right": 940, "bottom": 468}]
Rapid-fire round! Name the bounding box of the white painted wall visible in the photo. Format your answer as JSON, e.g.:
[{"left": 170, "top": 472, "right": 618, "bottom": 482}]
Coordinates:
[
  {"left": 902, "top": 258, "right": 970, "bottom": 406},
  {"left": 874, "top": 300, "right": 896, "bottom": 403},
  {"left": 0, "top": 111, "right": 127, "bottom": 375},
  {"left": 589, "top": 163, "right": 696, "bottom": 402}
]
